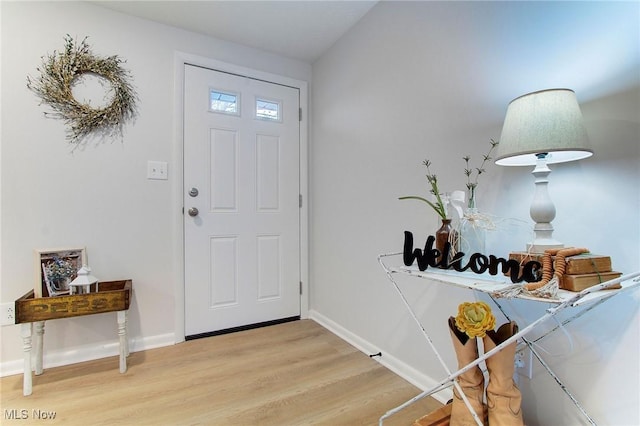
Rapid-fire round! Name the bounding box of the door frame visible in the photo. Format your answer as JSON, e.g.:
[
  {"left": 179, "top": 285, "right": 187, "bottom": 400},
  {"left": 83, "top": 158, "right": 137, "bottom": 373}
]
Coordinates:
[{"left": 173, "top": 52, "right": 309, "bottom": 342}]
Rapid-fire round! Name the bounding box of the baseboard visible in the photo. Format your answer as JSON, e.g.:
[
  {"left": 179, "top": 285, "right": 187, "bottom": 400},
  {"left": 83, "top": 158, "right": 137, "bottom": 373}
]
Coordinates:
[
  {"left": 308, "top": 309, "right": 451, "bottom": 404},
  {"left": 0, "top": 332, "right": 176, "bottom": 377}
]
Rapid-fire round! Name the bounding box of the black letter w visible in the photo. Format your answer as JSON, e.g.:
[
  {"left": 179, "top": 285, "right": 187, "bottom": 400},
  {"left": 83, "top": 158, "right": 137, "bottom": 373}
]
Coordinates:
[{"left": 403, "top": 231, "right": 431, "bottom": 271}]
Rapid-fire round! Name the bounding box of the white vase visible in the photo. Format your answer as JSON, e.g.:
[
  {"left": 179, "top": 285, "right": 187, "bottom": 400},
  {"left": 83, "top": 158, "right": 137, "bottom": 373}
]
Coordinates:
[
  {"left": 460, "top": 188, "right": 487, "bottom": 264},
  {"left": 461, "top": 207, "right": 487, "bottom": 264},
  {"left": 49, "top": 277, "right": 71, "bottom": 295}
]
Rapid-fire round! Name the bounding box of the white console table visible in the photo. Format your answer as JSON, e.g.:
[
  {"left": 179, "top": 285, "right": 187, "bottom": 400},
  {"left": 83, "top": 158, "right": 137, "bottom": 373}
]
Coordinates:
[{"left": 377, "top": 252, "right": 640, "bottom": 426}]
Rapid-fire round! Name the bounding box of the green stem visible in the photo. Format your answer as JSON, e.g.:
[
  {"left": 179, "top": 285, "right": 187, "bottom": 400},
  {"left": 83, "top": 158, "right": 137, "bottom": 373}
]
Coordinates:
[{"left": 399, "top": 196, "right": 447, "bottom": 220}]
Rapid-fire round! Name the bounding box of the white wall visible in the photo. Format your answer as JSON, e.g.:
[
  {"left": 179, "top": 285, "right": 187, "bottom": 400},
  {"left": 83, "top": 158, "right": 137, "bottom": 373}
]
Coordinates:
[
  {"left": 311, "top": 2, "right": 639, "bottom": 425},
  {"left": 0, "top": 1, "right": 310, "bottom": 372}
]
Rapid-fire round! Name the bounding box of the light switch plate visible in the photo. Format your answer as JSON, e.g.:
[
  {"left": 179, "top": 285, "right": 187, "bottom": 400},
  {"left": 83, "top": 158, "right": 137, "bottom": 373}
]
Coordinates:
[{"left": 147, "top": 161, "right": 168, "bottom": 180}]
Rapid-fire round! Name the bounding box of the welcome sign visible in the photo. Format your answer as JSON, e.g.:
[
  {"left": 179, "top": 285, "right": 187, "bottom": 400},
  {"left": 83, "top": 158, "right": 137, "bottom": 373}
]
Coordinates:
[{"left": 403, "top": 231, "right": 541, "bottom": 283}]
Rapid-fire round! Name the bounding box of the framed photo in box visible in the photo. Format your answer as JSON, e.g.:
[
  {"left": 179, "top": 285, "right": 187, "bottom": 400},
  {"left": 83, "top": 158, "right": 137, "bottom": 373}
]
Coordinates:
[{"left": 34, "top": 248, "right": 86, "bottom": 297}]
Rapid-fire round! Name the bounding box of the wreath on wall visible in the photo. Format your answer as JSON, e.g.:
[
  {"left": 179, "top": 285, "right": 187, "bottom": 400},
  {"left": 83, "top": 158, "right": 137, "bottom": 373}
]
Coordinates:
[{"left": 27, "top": 35, "right": 138, "bottom": 148}]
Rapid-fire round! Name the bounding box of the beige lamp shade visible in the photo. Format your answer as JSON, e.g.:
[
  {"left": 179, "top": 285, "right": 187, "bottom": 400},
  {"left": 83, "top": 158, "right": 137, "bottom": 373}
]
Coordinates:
[{"left": 495, "top": 89, "right": 592, "bottom": 166}]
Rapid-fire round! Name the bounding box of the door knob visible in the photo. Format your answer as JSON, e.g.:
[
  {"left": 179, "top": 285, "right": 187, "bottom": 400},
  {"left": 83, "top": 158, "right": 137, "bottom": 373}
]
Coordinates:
[{"left": 188, "top": 207, "right": 199, "bottom": 217}]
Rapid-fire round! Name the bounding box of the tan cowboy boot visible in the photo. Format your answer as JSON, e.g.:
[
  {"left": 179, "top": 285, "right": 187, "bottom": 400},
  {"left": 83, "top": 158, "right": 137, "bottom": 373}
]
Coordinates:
[
  {"left": 448, "top": 317, "right": 487, "bottom": 426},
  {"left": 483, "top": 322, "right": 524, "bottom": 426}
]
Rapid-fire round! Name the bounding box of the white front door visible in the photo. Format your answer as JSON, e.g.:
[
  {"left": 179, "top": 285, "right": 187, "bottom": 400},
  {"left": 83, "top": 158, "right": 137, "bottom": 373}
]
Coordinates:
[{"left": 184, "top": 64, "right": 300, "bottom": 337}]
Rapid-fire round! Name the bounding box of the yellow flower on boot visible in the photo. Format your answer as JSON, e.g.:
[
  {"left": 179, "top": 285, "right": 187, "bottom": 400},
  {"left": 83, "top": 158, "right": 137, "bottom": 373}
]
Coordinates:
[{"left": 455, "top": 301, "right": 496, "bottom": 338}]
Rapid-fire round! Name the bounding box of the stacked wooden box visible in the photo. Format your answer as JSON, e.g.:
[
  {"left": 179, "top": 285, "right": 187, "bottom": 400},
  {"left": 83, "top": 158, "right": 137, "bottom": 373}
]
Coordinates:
[{"left": 509, "top": 252, "right": 621, "bottom": 291}]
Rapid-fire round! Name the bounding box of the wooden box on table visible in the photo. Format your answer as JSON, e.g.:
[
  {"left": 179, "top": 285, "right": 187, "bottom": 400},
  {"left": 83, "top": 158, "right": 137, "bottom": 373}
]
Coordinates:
[{"left": 15, "top": 280, "right": 132, "bottom": 323}]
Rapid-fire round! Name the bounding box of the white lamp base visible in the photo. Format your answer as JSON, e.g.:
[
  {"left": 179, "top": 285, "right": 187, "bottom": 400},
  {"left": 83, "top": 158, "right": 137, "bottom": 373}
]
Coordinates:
[
  {"left": 527, "top": 240, "right": 564, "bottom": 254},
  {"left": 527, "top": 155, "right": 563, "bottom": 254}
]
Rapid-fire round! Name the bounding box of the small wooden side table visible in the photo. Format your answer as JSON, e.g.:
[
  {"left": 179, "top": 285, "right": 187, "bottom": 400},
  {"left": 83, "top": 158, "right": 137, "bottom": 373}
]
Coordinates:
[{"left": 15, "top": 280, "right": 132, "bottom": 396}]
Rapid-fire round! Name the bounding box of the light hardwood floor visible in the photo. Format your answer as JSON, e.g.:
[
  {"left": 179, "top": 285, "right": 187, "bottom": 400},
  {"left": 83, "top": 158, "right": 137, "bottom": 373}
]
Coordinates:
[{"left": 1, "top": 320, "right": 441, "bottom": 425}]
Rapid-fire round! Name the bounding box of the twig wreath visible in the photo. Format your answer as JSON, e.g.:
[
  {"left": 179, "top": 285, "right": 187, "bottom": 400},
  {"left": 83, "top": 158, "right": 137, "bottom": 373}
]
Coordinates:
[{"left": 27, "top": 35, "right": 138, "bottom": 148}]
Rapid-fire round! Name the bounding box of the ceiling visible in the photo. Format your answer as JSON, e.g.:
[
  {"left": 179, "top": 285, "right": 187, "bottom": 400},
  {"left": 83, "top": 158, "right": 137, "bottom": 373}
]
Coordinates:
[{"left": 93, "top": 1, "right": 378, "bottom": 63}]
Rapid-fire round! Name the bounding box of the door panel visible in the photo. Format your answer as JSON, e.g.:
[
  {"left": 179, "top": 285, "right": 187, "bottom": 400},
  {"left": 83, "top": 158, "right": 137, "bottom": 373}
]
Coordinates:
[
  {"left": 184, "top": 64, "right": 300, "bottom": 336},
  {"left": 210, "top": 128, "right": 238, "bottom": 211}
]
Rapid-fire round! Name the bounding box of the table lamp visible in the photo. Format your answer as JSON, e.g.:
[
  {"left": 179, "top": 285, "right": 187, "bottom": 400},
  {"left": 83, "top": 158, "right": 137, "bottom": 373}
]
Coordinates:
[{"left": 495, "top": 88, "right": 592, "bottom": 253}]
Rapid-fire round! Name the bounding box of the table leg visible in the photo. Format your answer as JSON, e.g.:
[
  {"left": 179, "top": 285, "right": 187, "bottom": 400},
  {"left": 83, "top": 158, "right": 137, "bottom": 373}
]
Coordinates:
[
  {"left": 21, "top": 323, "right": 33, "bottom": 396},
  {"left": 34, "top": 321, "right": 45, "bottom": 375},
  {"left": 124, "top": 311, "right": 129, "bottom": 357},
  {"left": 117, "top": 310, "right": 127, "bottom": 373}
]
